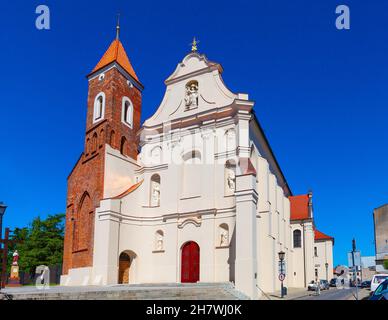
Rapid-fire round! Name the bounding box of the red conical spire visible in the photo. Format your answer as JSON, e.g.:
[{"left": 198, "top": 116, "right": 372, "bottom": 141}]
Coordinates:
[
  {"left": 91, "top": 18, "right": 139, "bottom": 82},
  {"left": 91, "top": 39, "right": 139, "bottom": 82}
]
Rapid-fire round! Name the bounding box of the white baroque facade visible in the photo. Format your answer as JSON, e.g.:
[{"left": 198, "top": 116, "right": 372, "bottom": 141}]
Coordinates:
[{"left": 60, "top": 42, "right": 334, "bottom": 299}]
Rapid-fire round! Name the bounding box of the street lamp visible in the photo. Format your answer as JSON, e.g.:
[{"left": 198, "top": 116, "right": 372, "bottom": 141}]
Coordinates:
[
  {"left": 0, "top": 202, "right": 7, "bottom": 242},
  {"left": 278, "top": 251, "right": 285, "bottom": 298},
  {"left": 325, "top": 262, "right": 329, "bottom": 281},
  {"left": 278, "top": 251, "right": 285, "bottom": 261},
  {"left": 0, "top": 202, "right": 7, "bottom": 288}
]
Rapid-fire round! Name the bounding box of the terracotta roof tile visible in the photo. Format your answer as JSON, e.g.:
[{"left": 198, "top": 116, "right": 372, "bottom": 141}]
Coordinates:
[
  {"left": 314, "top": 228, "right": 334, "bottom": 241},
  {"left": 91, "top": 39, "right": 139, "bottom": 82},
  {"left": 289, "top": 194, "right": 310, "bottom": 220}
]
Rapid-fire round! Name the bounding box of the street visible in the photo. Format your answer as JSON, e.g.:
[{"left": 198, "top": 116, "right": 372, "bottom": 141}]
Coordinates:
[{"left": 294, "top": 287, "right": 369, "bottom": 300}]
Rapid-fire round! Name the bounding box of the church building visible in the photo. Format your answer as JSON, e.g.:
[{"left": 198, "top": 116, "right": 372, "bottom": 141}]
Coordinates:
[{"left": 61, "top": 29, "right": 333, "bottom": 299}]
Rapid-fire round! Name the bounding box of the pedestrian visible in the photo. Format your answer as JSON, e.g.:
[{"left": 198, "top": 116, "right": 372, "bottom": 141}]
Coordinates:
[{"left": 315, "top": 278, "right": 321, "bottom": 296}]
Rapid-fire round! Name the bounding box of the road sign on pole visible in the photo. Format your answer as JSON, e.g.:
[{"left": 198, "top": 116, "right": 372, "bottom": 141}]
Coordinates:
[
  {"left": 278, "top": 261, "right": 287, "bottom": 273},
  {"left": 348, "top": 239, "right": 360, "bottom": 300}
]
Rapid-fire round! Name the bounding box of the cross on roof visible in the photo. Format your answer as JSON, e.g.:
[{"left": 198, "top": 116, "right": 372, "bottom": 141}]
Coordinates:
[{"left": 190, "top": 37, "right": 199, "bottom": 52}]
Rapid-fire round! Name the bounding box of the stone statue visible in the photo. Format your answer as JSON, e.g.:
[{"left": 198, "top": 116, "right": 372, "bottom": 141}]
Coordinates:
[
  {"left": 12, "top": 250, "right": 19, "bottom": 266},
  {"left": 185, "top": 82, "right": 199, "bottom": 109},
  {"left": 152, "top": 182, "right": 160, "bottom": 206},
  {"left": 156, "top": 233, "right": 163, "bottom": 251},
  {"left": 227, "top": 171, "right": 235, "bottom": 191},
  {"left": 220, "top": 229, "right": 229, "bottom": 246}
]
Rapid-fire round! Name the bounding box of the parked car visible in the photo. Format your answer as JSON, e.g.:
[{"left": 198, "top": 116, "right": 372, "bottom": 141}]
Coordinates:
[
  {"left": 307, "top": 280, "right": 329, "bottom": 291},
  {"left": 329, "top": 278, "right": 337, "bottom": 287},
  {"left": 350, "top": 279, "right": 361, "bottom": 287},
  {"left": 307, "top": 280, "right": 317, "bottom": 291},
  {"left": 360, "top": 280, "right": 371, "bottom": 289},
  {"left": 371, "top": 274, "right": 388, "bottom": 293},
  {"left": 321, "top": 280, "right": 330, "bottom": 290},
  {"left": 369, "top": 279, "right": 388, "bottom": 300}
]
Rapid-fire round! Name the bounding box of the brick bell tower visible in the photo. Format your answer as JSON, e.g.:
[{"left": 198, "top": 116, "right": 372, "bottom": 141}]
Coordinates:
[{"left": 62, "top": 23, "right": 143, "bottom": 275}]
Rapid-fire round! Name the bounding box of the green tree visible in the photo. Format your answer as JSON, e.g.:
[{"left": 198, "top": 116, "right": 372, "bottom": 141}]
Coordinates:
[
  {"left": 384, "top": 259, "right": 388, "bottom": 270},
  {"left": 7, "top": 213, "right": 65, "bottom": 274}
]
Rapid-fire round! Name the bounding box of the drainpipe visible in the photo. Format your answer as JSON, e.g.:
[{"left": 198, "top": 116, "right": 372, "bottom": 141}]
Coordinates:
[
  {"left": 117, "top": 200, "right": 122, "bottom": 280},
  {"left": 303, "top": 222, "right": 307, "bottom": 287}
]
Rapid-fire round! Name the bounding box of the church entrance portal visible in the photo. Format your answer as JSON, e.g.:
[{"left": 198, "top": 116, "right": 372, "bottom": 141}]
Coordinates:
[
  {"left": 118, "top": 251, "right": 132, "bottom": 284},
  {"left": 181, "top": 241, "right": 200, "bottom": 283}
]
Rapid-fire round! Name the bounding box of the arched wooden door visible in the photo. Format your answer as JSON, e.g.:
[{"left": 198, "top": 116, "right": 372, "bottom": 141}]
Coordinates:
[
  {"left": 181, "top": 241, "right": 200, "bottom": 283},
  {"left": 118, "top": 252, "right": 131, "bottom": 284}
]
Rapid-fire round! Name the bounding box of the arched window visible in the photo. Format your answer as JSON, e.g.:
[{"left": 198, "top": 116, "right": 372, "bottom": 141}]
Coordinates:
[
  {"left": 120, "top": 136, "right": 127, "bottom": 156},
  {"left": 99, "top": 129, "right": 105, "bottom": 148},
  {"left": 122, "top": 97, "right": 133, "bottom": 128},
  {"left": 150, "top": 174, "right": 161, "bottom": 207},
  {"left": 86, "top": 138, "right": 90, "bottom": 155},
  {"left": 151, "top": 146, "right": 162, "bottom": 164},
  {"left": 74, "top": 192, "right": 93, "bottom": 251},
  {"left": 225, "top": 129, "right": 236, "bottom": 152},
  {"left": 93, "top": 92, "right": 105, "bottom": 123},
  {"left": 182, "top": 150, "right": 201, "bottom": 197},
  {"left": 293, "top": 229, "right": 302, "bottom": 248},
  {"left": 92, "top": 133, "right": 98, "bottom": 153},
  {"left": 109, "top": 130, "right": 115, "bottom": 148}
]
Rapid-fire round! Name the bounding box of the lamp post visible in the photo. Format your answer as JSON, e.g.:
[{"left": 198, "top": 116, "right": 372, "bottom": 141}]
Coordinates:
[
  {"left": 0, "top": 202, "right": 7, "bottom": 288},
  {"left": 325, "top": 262, "right": 329, "bottom": 281},
  {"left": 0, "top": 202, "right": 7, "bottom": 242},
  {"left": 278, "top": 251, "right": 285, "bottom": 298}
]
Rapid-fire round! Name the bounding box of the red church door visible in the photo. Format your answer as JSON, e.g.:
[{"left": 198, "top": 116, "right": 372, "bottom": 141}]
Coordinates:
[{"left": 181, "top": 241, "right": 200, "bottom": 283}]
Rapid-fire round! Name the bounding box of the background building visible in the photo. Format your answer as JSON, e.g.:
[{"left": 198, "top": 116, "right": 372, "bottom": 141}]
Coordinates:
[
  {"left": 373, "top": 204, "right": 388, "bottom": 272},
  {"left": 289, "top": 192, "right": 334, "bottom": 286},
  {"left": 361, "top": 256, "right": 376, "bottom": 281}
]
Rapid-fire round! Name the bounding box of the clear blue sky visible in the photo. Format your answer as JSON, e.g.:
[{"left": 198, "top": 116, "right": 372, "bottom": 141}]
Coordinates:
[{"left": 0, "top": 0, "right": 387, "bottom": 267}]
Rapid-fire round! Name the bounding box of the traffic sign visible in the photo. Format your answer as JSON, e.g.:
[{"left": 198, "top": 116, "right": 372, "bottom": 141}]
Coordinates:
[
  {"left": 279, "top": 273, "right": 285, "bottom": 281},
  {"left": 278, "top": 261, "right": 287, "bottom": 273}
]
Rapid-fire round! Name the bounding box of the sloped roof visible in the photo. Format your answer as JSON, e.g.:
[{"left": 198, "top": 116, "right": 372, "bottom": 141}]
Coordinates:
[
  {"left": 91, "top": 39, "right": 139, "bottom": 82},
  {"left": 289, "top": 194, "right": 310, "bottom": 220},
  {"left": 112, "top": 180, "right": 143, "bottom": 199},
  {"left": 314, "top": 228, "right": 334, "bottom": 242}
]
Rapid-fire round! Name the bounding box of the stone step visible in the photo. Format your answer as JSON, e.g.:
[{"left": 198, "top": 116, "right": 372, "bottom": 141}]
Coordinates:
[{"left": 1, "top": 283, "right": 249, "bottom": 300}]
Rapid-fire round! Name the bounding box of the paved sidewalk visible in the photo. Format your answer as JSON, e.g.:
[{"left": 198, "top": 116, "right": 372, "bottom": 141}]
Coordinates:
[{"left": 260, "top": 287, "right": 311, "bottom": 300}]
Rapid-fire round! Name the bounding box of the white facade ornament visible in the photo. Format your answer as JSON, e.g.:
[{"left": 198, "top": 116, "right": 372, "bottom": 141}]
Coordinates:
[
  {"left": 227, "top": 171, "right": 236, "bottom": 192},
  {"left": 151, "top": 181, "right": 160, "bottom": 206},
  {"left": 184, "top": 81, "right": 199, "bottom": 110},
  {"left": 156, "top": 232, "right": 164, "bottom": 251},
  {"left": 220, "top": 229, "right": 229, "bottom": 246}
]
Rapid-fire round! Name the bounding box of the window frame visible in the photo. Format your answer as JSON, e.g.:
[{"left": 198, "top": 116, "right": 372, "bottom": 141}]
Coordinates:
[
  {"left": 93, "top": 92, "right": 106, "bottom": 123},
  {"left": 121, "top": 97, "right": 134, "bottom": 128},
  {"left": 293, "top": 229, "right": 302, "bottom": 248}
]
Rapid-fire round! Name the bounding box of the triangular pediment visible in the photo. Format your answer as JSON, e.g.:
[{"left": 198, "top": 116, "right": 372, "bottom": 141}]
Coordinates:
[{"left": 144, "top": 52, "right": 237, "bottom": 127}]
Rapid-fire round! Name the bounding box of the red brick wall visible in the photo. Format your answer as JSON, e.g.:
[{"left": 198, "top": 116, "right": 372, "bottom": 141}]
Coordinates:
[
  {"left": 62, "top": 67, "right": 142, "bottom": 275},
  {"left": 86, "top": 68, "right": 142, "bottom": 158}
]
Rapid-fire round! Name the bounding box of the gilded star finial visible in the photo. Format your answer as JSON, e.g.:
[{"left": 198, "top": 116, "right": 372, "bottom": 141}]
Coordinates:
[{"left": 191, "top": 37, "right": 199, "bottom": 52}]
